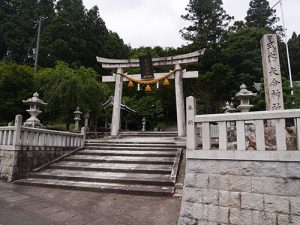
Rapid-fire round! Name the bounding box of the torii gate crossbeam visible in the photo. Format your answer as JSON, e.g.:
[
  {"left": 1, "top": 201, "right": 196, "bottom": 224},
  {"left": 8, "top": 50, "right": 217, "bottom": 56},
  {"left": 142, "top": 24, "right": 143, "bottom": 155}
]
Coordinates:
[{"left": 97, "top": 49, "right": 205, "bottom": 137}]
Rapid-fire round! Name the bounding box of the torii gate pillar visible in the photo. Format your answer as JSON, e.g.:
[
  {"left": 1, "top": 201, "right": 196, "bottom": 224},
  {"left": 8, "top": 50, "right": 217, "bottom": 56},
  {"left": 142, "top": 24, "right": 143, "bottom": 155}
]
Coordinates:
[
  {"left": 111, "top": 68, "right": 123, "bottom": 136},
  {"left": 97, "top": 49, "right": 204, "bottom": 137},
  {"left": 174, "top": 64, "right": 185, "bottom": 137}
]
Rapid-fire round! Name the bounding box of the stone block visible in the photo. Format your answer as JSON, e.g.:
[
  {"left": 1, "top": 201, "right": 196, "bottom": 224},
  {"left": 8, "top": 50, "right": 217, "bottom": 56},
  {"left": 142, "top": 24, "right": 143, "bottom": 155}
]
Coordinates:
[
  {"left": 277, "top": 214, "right": 292, "bottom": 224},
  {"left": 228, "top": 175, "right": 252, "bottom": 192},
  {"left": 208, "top": 174, "right": 229, "bottom": 191},
  {"left": 202, "top": 189, "right": 218, "bottom": 205},
  {"left": 239, "top": 161, "right": 260, "bottom": 176},
  {"left": 252, "top": 177, "right": 289, "bottom": 196},
  {"left": 278, "top": 214, "right": 300, "bottom": 224},
  {"left": 229, "top": 208, "right": 252, "bottom": 225},
  {"left": 177, "top": 216, "right": 193, "bottom": 225},
  {"left": 287, "top": 162, "right": 300, "bottom": 179},
  {"left": 179, "top": 202, "right": 194, "bottom": 219},
  {"left": 252, "top": 211, "right": 276, "bottom": 225},
  {"left": 193, "top": 203, "right": 209, "bottom": 221},
  {"left": 241, "top": 192, "right": 264, "bottom": 211},
  {"left": 195, "top": 174, "right": 208, "bottom": 188},
  {"left": 264, "top": 195, "right": 289, "bottom": 214},
  {"left": 215, "top": 161, "right": 240, "bottom": 176},
  {"left": 208, "top": 205, "right": 229, "bottom": 224},
  {"left": 292, "top": 215, "right": 300, "bottom": 224},
  {"left": 183, "top": 187, "right": 202, "bottom": 203},
  {"left": 188, "top": 160, "right": 218, "bottom": 174},
  {"left": 253, "top": 161, "right": 287, "bottom": 178},
  {"left": 219, "top": 190, "right": 240, "bottom": 208},
  {"left": 290, "top": 197, "right": 300, "bottom": 216},
  {"left": 185, "top": 173, "right": 196, "bottom": 187},
  {"left": 289, "top": 179, "right": 300, "bottom": 197}
]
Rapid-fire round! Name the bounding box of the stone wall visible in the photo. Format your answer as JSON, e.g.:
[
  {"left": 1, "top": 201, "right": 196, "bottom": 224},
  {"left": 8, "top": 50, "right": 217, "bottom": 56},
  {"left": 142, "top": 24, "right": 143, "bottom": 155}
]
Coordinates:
[
  {"left": 0, "top": 147, "right": 77, "bottom": 181},
  {"left": 0, "top": 149, "right": 2, "bottom": 166},
  {"left": 178, "top": 151, "right": 300, "bottom": 225}
]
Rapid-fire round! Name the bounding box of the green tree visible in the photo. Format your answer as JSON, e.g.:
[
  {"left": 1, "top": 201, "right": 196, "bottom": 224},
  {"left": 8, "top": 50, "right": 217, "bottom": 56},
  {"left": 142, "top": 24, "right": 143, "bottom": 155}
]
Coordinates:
[
  {"left": 0, "top": 0, "right": 56, "bottom": 63},
  {"left": 0, "top": 61, "right": 35, "bottom": 123},
  {"left": 252, "top": 77, "right": 295, "bottom": 111},
  {"left": 222, "top": 27, "right": 268, "bottom": 86},
  {"left": 35, "top": 62, "right": 110, "bottom": 130},
  {"left": 245, "top": 0, "right": 280, "bottom": 32},
  {"left": 288, "top": 32, "right": 300, "bottom": 81},
  {"left": 181, "top": 0, "right": 233, "bottom": 48}
]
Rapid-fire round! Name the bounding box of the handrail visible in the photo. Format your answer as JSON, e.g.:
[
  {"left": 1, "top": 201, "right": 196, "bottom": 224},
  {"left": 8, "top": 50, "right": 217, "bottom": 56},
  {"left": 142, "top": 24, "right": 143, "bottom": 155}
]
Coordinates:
[
  {"left": 0, "top": 115, "right": 85, "bottom": 149},
  {"left": 186, "top": 96, "right": 300, "bottom": 151},
  {"left": 195, "top": 109, "right": 300, "bottom": 123},
  {"left": 21, "top": 126, "right": 83, "bottom": 136}
]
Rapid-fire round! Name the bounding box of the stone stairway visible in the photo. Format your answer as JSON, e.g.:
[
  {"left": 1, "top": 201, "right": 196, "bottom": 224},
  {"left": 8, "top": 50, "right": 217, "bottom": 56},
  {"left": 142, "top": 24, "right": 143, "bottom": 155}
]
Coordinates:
[
  {"left": 15, "top": 139, "right": 183, "bottom": 196},
  {"left": 119, "top": 131, "right": 178, "bottom": 138}
]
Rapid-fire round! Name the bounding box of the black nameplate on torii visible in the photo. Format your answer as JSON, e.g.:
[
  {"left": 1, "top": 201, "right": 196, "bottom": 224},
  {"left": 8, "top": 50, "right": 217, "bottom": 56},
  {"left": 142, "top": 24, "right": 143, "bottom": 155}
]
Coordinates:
[{"left": 139, "top": 55, "right": 154, "bottom": 79}]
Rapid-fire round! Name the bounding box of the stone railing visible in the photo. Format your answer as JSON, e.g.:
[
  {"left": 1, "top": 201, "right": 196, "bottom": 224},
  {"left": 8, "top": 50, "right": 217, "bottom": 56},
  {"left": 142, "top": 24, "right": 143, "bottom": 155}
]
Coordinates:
[
  {"left": 0, "top": 126, "right": 15, "bottom": 148},
  {"left": 179, "top": 97, "right": 300, "bottom": 225},
  {"left": 0, "top": 115, "right": 84, "bottom": 150},
  {"left": 0, "top": 115, "right": 85, "bottom": 181},
  {"left": 186, "top": 96, "right": 300, "bottom": 151},
  {"left": 197, "top": 124, "right": 219, "bottom": 139},
  {"left": 20, "top": 127, "right": 84, "bottom": 148}
]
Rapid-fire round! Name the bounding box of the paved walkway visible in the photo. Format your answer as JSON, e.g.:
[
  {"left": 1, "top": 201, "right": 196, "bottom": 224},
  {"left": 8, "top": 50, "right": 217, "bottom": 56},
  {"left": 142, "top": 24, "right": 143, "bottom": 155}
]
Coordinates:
[{"left": 0, "top": 181, "right": 181, "bottom": 225}]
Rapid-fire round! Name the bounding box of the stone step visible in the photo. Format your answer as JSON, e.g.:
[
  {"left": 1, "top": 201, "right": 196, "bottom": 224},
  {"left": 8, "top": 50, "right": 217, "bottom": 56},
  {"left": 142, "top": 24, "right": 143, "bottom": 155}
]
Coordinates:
[
  {"left": 119, "top": 132, "right": 177, "bottom": 137},
  {"left": 29, "top": 169, "right": 174, "bottom": 186},
  {"left": 64, "top": 155, "right": 175, "bottom": 165},
  {"left": 15, "top": 178, "right": 174, "bottom": 196},
  {"left": 15, "top": 139, "right": 182, "bottom": 196},
  {"left": 86, "top": 141, "right": 177, "bottom": 145},
  {"left": 49, "top": 161, "right": 173, "bottom": 174},
  {"left": 83, "top": 146, "right": 178, "bottom": 151},
  {"left": 76, "top": 150, "right": 177, "bottom": 157}
]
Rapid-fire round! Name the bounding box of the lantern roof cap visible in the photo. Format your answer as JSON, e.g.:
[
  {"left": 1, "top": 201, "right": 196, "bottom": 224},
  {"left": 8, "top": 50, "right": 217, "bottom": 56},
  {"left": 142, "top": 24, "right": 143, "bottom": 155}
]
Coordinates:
[{"left": 22, "top": 92, "right": 47, "bottom": 105}]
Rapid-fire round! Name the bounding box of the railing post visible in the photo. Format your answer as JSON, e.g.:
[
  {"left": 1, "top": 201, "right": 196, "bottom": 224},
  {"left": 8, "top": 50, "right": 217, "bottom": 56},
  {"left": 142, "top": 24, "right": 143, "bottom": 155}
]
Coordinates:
[
  {"left": 12, "top": 115, "right": 22, "bottom": 148},
  {"left": 186, "top": 96, "right": 197, "bottom": 150},
  {"left": 81, "top": 127, "right": 85, "bottom": 147}
]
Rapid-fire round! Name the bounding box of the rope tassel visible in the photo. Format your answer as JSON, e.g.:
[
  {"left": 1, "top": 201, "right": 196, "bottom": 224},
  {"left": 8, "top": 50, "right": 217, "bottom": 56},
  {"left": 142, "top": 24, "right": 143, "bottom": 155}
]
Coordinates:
[
  {"left": 145, "top": 85, "right": 152, "bottom": 92},
  {"left": 163, "top": 78, "right": 170, "bottom": 86},
  {"left": 128, "top": 80, "right": 134, "bottom": 88}
]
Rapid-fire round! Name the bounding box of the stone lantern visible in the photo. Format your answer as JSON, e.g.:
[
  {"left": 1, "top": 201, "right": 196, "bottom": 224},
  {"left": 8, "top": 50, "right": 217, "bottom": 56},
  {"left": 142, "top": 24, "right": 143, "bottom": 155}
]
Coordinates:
[
  {"left": 235, "top": 84, "right": 256, "bottom": 112},
  {"left": 84, "top": 111, "right": 90, "bottom": 132},
  {"left": 22, "top": 92, "right": 47, "bottom": 128},
  {"left": 73, "top": 107, "right": 82, "bottom": 132},
  {"left": 141, "top": 117, "right": 146, "bottom": 132},
  {"left": 223, "top": 101, "right": 238, "bottom": 114}
]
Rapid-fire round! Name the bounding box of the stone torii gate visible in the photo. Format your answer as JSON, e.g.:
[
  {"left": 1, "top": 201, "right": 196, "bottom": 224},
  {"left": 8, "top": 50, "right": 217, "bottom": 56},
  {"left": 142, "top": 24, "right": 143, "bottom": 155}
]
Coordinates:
[{"left": 97, "top": 49, "right": 204, "bottom": 137}]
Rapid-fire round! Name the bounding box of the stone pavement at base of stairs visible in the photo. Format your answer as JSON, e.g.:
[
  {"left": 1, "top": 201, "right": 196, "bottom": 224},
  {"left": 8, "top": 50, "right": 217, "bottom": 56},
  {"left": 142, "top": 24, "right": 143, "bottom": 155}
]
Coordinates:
[{"left": 0, "top": 181, "right": 181, "bottom": 225}]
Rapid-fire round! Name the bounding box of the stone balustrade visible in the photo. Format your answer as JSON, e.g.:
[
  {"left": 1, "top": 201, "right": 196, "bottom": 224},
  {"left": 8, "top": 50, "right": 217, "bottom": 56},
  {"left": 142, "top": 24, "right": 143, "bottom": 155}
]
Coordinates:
[
  {"left": 20, "top": 127, "right": 84, "bottom": 148},
  {"left": 0, "top": 115, "right": 85, "bottom": 181},
  {"left": 0, "top": 115, "right": 84, "bottom": 150},
  {"left": 186, "top": 96, "right": 300, "bottom": 151},
  {"left": 0, "top": 126, "right": 15, "bottom": 147},
  {"left": 179, "top": 96, "right": 300, "bottom": 225}
]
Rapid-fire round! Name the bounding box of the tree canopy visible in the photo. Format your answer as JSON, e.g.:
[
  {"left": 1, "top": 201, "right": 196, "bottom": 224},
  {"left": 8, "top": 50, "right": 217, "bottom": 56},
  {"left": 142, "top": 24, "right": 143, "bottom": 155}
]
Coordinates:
[
  {"left": 35, "top": 61, "right": 110, "bottom": 130},
  {"left": 245, "top": 0, "right": 280, "bottom": 32},
  {"left": 181, "top": 0, "right": 233, "bottom": 48},
  {"left": 1, "top": 0, "right": 300, "bottom": 130}
]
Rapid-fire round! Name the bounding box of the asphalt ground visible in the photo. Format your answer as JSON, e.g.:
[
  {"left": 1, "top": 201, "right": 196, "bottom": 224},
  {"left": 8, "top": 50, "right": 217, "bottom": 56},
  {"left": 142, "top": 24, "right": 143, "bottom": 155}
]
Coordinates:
[{"left": 0, "top": 181, "right": 181, "bottom": 225}]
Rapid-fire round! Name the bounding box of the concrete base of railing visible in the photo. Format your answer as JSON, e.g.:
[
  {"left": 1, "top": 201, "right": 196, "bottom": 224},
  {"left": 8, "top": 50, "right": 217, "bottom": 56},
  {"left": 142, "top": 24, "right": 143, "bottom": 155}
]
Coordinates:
[
  {"left": 0, "top": 115, "right": 85, "bottom": 182},
  {"left": 178, "top": 150, "right": 300, "bottom": 225},
  {"left": 0, "top": 146, "right": 78, "bottom": 182}
]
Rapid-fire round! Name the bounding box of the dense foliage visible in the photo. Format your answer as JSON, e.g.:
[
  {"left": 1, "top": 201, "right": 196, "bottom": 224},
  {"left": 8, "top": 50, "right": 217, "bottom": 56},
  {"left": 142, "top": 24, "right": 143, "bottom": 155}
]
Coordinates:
[
  {"left": 0, "top": 0, "right": 130, "bottom": 70},
  {"left": 245, "top": 0, "right": 280, "bottom": 32},
  {"left": 1, "top": 0, "right": 300, "bottom": 130}
]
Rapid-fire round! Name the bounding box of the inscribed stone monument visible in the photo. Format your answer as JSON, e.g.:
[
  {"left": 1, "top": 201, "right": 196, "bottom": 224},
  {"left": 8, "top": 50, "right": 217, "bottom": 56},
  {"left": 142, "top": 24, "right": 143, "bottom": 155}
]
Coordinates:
[{"left": 261, "top": 34, "right": 284, "bottom": 110}]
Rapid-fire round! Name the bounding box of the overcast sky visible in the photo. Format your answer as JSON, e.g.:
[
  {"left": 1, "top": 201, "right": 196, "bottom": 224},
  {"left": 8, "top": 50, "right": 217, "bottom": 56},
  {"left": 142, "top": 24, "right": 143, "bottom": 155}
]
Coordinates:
[{"left": 82, "top": 0, "right": 300, "bottom": 48}]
